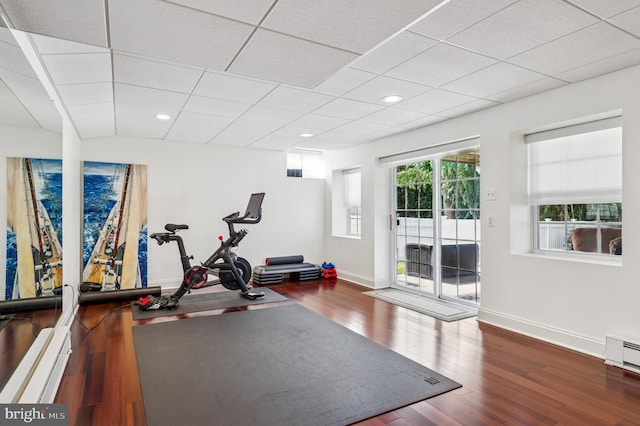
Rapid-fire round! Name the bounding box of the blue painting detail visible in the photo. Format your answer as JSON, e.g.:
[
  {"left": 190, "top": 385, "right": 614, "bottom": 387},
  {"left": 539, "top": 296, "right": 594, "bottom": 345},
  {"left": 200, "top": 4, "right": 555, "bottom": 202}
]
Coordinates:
[
  {"left": 5, "top": 158, "right": 63, "bottom": 300},
  {"left": 83, "top": 161, "right": 148, "bottom": 288}
]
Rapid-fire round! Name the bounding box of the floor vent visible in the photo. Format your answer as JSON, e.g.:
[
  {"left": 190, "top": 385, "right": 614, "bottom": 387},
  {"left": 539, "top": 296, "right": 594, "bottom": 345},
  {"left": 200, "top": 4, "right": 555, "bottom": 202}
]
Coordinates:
[{"left": 605, "top": 335, "right": 640, "bottom": 374}]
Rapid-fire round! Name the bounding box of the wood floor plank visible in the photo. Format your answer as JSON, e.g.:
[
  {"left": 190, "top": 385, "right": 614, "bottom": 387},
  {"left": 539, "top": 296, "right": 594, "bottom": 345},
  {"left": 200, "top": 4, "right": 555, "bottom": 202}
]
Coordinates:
[{"left": 26, "top": 279, "right": 639, "bottom": 425}]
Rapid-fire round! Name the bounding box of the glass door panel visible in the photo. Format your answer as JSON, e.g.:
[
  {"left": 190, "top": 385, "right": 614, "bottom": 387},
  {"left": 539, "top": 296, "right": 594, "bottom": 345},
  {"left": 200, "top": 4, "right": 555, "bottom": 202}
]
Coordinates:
[
  {"left": 439, "top": 151, "right": 481, "bottom": 303},
  {"left": 393, "top": 150, "right": 481, "bottom": 305},
  {"left": 394, "top": 162, "right": 435, "bottom": 295}
]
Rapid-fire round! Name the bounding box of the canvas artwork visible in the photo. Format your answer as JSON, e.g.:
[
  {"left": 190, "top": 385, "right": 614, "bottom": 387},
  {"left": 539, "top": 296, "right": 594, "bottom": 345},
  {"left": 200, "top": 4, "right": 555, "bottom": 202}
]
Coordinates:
[
  {"left": 5, "top": 157, "right": 63, "bottom": 300},
  {"left": 83, "top": 161, "right": 148, "bottom": 290}
]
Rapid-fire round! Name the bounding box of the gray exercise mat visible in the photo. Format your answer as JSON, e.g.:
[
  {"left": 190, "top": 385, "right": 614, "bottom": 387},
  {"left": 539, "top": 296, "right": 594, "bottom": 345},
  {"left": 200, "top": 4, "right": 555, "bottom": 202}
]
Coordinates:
[
  {"left": 133, "top": 304, "right": 461, "bottom": 426},
  {"left": 131, "top": 287, "right": 287, "bottom": 320}
]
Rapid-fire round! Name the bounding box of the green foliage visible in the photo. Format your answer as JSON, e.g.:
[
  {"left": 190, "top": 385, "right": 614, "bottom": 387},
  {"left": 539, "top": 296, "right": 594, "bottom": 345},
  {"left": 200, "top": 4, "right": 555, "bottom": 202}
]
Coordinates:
[
  {"left": 396, "top": 156, "right": 480, "bottom": 219},
  {"left": 539, "top": 203, "right": 622, "bottom": 222}
]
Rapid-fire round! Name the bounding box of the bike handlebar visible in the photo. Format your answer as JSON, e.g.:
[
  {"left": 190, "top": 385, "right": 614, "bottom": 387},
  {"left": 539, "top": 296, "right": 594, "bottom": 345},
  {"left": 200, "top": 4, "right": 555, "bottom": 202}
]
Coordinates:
[{"left": 223, "top": 208, "right": 262, "bottom": 225}]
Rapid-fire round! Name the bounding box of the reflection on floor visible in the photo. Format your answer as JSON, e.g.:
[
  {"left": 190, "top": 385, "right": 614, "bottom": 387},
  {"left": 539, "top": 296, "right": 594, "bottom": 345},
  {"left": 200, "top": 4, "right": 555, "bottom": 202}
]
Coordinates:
[{"left": 395, "top": 273, "right": 480, "bottom": 304}]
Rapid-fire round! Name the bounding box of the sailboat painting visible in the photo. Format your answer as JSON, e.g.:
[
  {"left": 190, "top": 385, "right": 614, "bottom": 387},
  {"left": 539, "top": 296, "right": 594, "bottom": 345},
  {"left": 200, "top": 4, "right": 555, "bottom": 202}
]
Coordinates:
[
  {"left": 5, "top": 157, "right": 63, "bottom": 301},
  {"left": 83, "top": 161, "right": 148, "bottom": 290}
]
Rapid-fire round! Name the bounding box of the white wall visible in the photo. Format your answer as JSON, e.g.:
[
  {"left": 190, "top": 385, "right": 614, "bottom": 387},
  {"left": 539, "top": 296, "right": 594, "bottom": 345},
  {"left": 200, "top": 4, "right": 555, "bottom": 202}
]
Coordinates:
[
  {"left": 0, "top": 125, "right": 61, "bottom": 300},
  {"left": 82, "top": 137, "right": 325, "bottom": 288},
  {"left": 324, "top": 64, "right": 640, "bottom": 358}
]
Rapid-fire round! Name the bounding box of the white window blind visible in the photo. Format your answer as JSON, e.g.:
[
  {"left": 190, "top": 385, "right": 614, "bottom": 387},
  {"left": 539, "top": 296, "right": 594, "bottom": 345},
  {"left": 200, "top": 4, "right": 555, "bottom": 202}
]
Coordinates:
[
  {"left": 526, "top": 117, "right": 622, "bottom": 205},
  {"left": 343, "top": 168, "right": 361, "bottom": 208}
]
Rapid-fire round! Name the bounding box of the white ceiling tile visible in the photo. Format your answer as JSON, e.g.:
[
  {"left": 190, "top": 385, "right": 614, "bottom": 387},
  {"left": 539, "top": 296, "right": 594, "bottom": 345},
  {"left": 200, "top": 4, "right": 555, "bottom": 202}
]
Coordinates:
[
  {"left": 0, "top": 68, "right": 46, "bottom": 103},
  {"left": 210, "top": 105, "right": 303, "bottom": 143},
  {"left": 269, "top": 125, "right": 320, "bottom": 139},
  {"left": 333, "top": 120, "right": 389, "bottom": 136},
  {"left": 261, "top": 0, "right": 445, "bottom": 54},
  {"left": 109, "top": 0, "right": 254, "bottom": 71},
  {"left": 0, "top": 66, "right": 60, "bottom": 131},
  {"left": 115, "top": 83, "right": 189, "bottom": 118},
  {"left": 394, "top": 115, "right": 448, "bottom": 130},
  {"left": 113, "top": 54, "right": 202, "bottom": 93},
  {"left": 116, "top": 116, "right": 171, "bottom": 139},
  {"left": 258, "top": 86, "right": 333, "bottom": 112},
  {"left": 66, "top": 102, "right": 113, "bottom": 121},
  {"left": 73, "top": 117, "right": 116, "bottom": 139},
  {"left": 359, "top": 107, "right": 427, "bottom": 126},
  {"left": 0, "top": 103, "right": 39, "bottom": 127},
  {"left": 165, "top": 0, "right": 275, "bottom": 24},
  {"left": 241, "top": 105, "right": 304, "bottom": 126},
  {"left": 313, "top": 98, "right": 385, "bottom": 120},
  {"left": 554, "top": 47, "right": 640, "bottom": 82},
  {"left": 508, "top": 22, "right": 640, "bottom": 76},
  {"left": 296, "top": 131, "right": 360, "bottom": 150},
  {"left": 487, "top": 77, "right": 567, "bottom": 103},
  {"left": 0, "top": 0, "right": 108, "bottom": 47},
  {"left": 250, "top": 134, "right": 302, "bottom": 150},
  {"left": 29, "top": 101, "right": 62, "bottom": 132},
  {"left": 396, "top": 89, "right": 477, "bottom": 114},
  {"left": 0, "top": 30, "right": 17, "bottom": 46},
  {"left": 0, "top": 38, "right": 40, "bottom": 77},
  {"left": 183, "top": 95, "right": 251, "bottom": 118},
  {"left": 32, "top": 33, "right": 107, "bottom": 54},
  {"left": 172, "top": 111, "right": 234, "bottom": 130},
  {"left": 343, "top": 76, "right": 431, "bottom": 105},
  {"left": 442, "top": 62, "right": 547, "bottom": 98},
  {"left": 165, "top": 124, "right": 219, "bottom": 144},
  {"left": 567, "top": 0, "right": 640, "bottom": 18},
  {"left": 0, "top": 84, "right": 20, "bottom": 104},
  {"left": 349, "top": 31, "right": 438, "bottom": 74},
  {"left": 228, "top": 29, "right": 358, "bottom": 88},
  {"left": 214, "top": 118, "right": 279, "bottom": 143},
  {"left": 448, "top": 0, "right": 598, "bottom": 60},
  {"left": 192, "top": 72, "right": 276, "bottom": 103},
  {"left": 439, "top": 99, "right": 500, "bottom": 118},
  {"left": 409, "top": 0, "right": 517, "bottom": 40},
  {"left": 57, "top": 82, "right": 113, "bottom": 105},
  {"left": 41, "top": 52, "right": 112, "bottom": 85},
  {"left": 609, "top": 5, "right": 640, "bottom": 37},
  {"left": 311, "top": 67, "right": 377, "bottom": 97},
  {"left": 288, "top": 114, "right": 350, "bottom": 132},
  {"left": 386, "top": 43, "right": 497, "bottom": 87}
]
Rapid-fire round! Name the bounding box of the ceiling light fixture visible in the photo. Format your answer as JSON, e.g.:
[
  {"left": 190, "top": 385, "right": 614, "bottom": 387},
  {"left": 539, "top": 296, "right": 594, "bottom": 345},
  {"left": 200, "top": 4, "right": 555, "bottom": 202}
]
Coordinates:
[
  {"left": 300, "top": 133, "right": 314, "bottom": 138},
  {"left": 382, "top": 95, "right": 403, "bottom": 103},
  {"left": 155, "top": 113, "right": 171, "bottom": 120}
]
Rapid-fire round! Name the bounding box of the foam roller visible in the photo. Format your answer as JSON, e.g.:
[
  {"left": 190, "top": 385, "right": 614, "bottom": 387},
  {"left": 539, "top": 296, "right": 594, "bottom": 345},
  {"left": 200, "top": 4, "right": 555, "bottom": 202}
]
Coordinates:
[{"left": 265, "top": 255, "right": 304, "bottom": 265}]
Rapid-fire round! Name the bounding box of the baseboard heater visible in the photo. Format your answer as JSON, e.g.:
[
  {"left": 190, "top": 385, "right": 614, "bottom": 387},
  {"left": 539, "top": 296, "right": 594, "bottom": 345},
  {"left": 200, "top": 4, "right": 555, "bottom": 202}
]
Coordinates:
[{"left": 605, "top": 335, "right": 640, "bottom": 374}]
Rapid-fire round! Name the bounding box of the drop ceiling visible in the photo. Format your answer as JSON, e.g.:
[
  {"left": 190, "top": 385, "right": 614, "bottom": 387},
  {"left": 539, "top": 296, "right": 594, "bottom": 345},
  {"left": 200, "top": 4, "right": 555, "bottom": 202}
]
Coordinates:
[{"left": 1, "top": 0, "right": 640, "bottom": 151}]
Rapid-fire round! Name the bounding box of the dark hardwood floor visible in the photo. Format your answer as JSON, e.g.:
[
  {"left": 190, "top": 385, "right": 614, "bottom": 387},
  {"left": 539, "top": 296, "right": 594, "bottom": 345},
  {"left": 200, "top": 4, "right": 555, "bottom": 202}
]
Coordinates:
[
  {"left": 0, "top": 307, "right": 61, "bottom": 388},
  {"left": 39, "top": 279, "right": 640, "bottom": 425}
]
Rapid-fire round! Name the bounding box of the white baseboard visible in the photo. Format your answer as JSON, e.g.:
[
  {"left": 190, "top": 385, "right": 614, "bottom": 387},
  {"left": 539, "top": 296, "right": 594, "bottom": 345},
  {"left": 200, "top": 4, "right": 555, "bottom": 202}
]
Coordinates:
[
  {"left": 478, "top": 308, "right": 605, "bottom": 359},
  {"left": 335, "top": 271, "right": 375, "bottom": 288}
]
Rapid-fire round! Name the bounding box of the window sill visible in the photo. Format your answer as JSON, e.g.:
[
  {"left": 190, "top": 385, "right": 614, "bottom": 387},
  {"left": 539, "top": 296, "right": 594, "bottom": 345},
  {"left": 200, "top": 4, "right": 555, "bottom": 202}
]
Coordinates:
[
  {"left": 333, "top": 234, "right": 361, "bottom": 240},
  {"left": 519, "top": 250, "right": 622, "bottom": 266}
]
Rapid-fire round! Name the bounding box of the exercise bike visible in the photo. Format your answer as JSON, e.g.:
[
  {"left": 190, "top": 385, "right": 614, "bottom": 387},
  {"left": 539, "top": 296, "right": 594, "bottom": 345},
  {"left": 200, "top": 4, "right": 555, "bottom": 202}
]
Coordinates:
[{"left": 138, "top": 193, "right": 266, "bottom": 310}]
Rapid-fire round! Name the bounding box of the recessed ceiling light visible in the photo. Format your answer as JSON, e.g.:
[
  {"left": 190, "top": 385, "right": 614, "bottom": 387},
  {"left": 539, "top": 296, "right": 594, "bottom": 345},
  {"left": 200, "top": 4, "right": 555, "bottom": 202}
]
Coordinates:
[
  {"left": 155, "top": 113, "right": 171, "bottom": 120},
  {"left": 382, "top": 95, "right": 403, "bottom": 103},
  {"left": 300, "top": 133, "right": 314, "bottom": 138}
]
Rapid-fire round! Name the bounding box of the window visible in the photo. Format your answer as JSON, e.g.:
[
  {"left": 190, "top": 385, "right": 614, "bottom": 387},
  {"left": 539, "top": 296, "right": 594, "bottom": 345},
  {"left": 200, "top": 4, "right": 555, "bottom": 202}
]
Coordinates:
[
  {"left": 331, "top": 167, "right": 361, "bottom": 238},
  {"left": 344, "top": 169, "right": 361, "bottom": 236},
  {"left": 527, "top": 117, "right": 622, "bottom": 255},
  {"left": 286, "top": 149, "right": 323, "bottom": 178}
]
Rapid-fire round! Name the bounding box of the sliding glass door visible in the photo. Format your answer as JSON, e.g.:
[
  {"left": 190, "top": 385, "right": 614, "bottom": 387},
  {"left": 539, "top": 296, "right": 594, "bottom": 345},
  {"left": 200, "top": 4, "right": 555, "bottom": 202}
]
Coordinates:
[{"left": 393, "top": 149, "right": 481, "bottom": 304}]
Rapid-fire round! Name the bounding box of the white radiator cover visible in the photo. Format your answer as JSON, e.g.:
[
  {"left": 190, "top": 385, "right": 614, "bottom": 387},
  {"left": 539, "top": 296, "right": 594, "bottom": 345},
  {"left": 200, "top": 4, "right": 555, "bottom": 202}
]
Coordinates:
[{"left": 605, "top": 335, "right": 640, "bottom": 374}]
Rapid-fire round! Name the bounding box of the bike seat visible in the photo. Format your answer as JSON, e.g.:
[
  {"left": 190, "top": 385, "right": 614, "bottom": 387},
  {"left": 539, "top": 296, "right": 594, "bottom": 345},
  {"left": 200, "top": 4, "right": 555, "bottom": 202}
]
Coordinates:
[{"left": 165, "top": 224, "right": 189, "bottom": 233}]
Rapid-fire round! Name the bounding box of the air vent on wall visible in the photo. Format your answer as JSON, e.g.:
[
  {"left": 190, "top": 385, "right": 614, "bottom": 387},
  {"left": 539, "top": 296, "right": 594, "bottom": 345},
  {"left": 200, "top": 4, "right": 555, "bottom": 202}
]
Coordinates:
[{"left": 605, "top": 335, "right": 640, "bottom": 374}]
